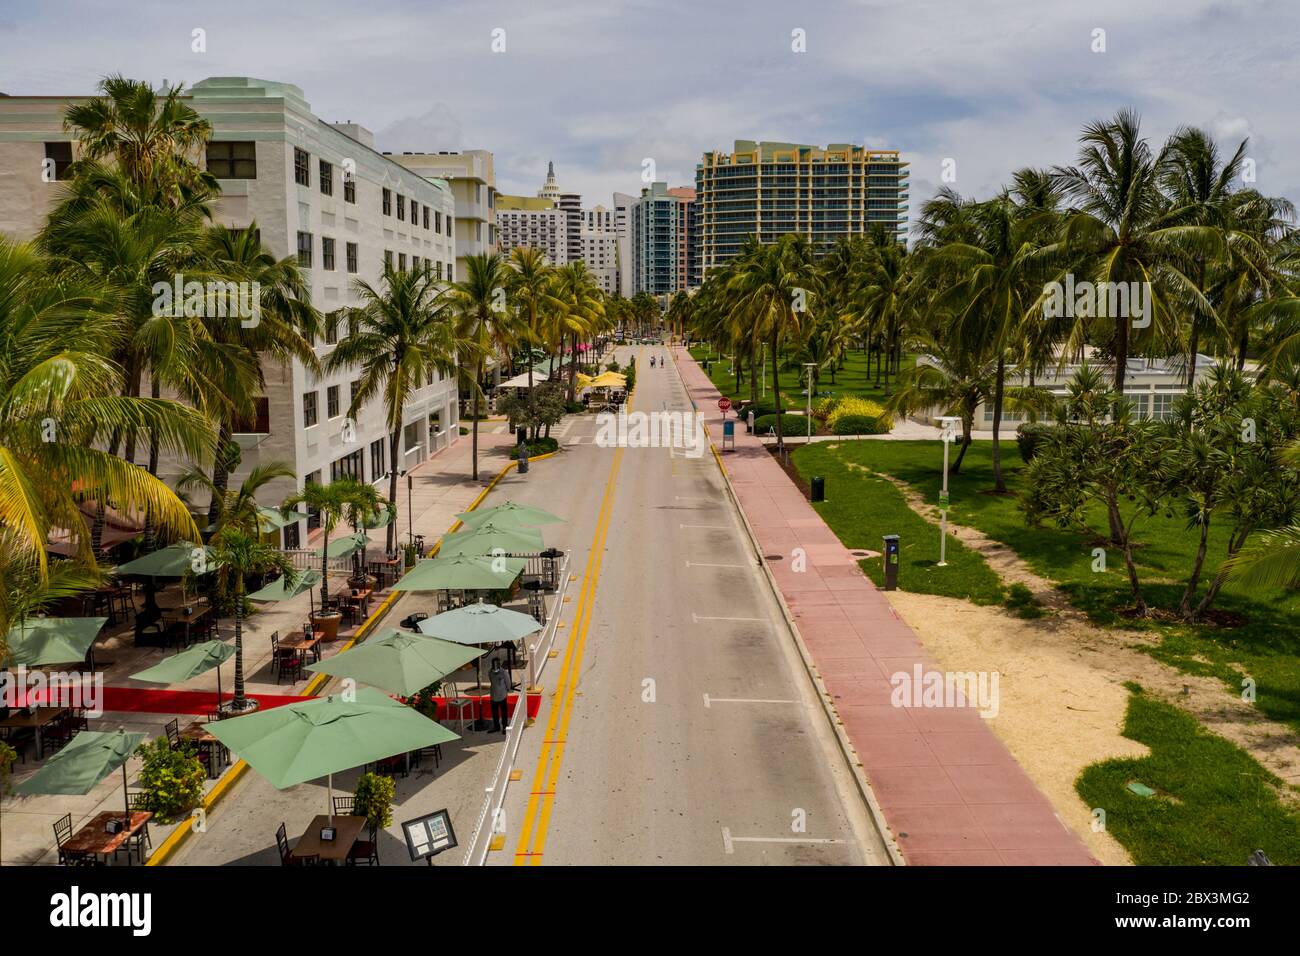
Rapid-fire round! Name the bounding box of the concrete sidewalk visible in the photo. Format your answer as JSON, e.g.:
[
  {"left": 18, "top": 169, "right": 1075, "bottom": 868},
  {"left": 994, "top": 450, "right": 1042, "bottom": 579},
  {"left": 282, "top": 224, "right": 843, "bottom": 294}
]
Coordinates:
[{"left": 675, "top": 349, "right": 1097, "bottom": 865}]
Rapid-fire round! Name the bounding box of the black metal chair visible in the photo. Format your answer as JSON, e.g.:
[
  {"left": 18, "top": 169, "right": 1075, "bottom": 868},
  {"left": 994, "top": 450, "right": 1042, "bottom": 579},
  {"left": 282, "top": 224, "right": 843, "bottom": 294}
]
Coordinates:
[
  {"left": 53, "top": 813, "right": 100, "bottom": 867},
  {"left": 346, "top": 822, "right": 379, "bottom": 866},
  {"left": 332, "top": 796, "right": 355, "bottom": 815},
  {"left": 276, "top": 822, "right": 316, "bottom": 866}
]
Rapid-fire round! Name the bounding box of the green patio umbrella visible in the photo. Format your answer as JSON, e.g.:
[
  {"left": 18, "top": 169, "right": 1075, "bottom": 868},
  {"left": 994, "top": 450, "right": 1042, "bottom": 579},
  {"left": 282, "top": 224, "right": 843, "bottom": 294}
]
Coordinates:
[
  {"left": 130, "top": 640, "right": 235, "bottom": 713},
  {"left": 305, "top": 628, "right": 484, "bottom": 697},
  {"left": 115, "top": 542, "right": 215, "bottom": 578},
  {"left": 14, "top": 728, "right": 146, "bottom": 826},
  {"left": 456, "top": 501, "right": 564, "bottom": 529},
  {"left": 440, "top": 521, "right": 544, "bottom": 558},
  {"left": 393, "top": 554, "right": 525, "bottom": 591},
  {"left": 363, "top": 509, "right": 393, "bottom": 530},
  {"left": 4, "top": 616, "right": 107, "bottom": 668},
  {"left": 313, "top": 532, "right": 369, "bottom": 559},
  {"left": 248, "top": 569, "right": 321, "bottom": 615},
  {"left": 204, "top": 687, "right": 459, "bottom": 821},
  {"left": 418, "top": 599, "right": 542, "bottom": 687}
]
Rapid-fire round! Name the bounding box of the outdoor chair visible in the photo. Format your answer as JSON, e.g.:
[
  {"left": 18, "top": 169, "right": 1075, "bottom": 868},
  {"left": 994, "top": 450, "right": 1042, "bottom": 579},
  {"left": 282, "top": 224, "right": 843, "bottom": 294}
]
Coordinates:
[
  {"left": 122, "top": 793, "right": 152, "bottom": 860},
  {"left": 346, "top": 823, "right": 379, "bottom": 866},
  {"left": 41, "top": 712, "right": 75, "bottom": 758},
  {"left": 276, "top": 822, "right": 316, "bottom": 866},
  {"left": 1, "top": 726, "right": 34, "bottom": 764},
  {"left": 164, "top": 718, "right": 181, "bottom": 750},
  {"left": 333, "top": 796, "right": 355, "bottom": 815},
  {"left": 53, "top": 813, "right": 100, "bottom": 867}
]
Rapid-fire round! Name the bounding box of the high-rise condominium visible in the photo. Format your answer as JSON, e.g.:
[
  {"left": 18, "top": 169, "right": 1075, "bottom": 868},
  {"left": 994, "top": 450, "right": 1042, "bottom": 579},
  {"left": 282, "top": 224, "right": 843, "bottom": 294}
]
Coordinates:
[{"left": 694, "top": 140, "right": 909, "bottom": 275}]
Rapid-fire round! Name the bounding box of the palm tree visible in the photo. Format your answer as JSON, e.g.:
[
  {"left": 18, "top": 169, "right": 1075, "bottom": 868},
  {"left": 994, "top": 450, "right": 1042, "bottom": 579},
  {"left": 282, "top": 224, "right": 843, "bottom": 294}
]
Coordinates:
[
  {"left": 729, "top": 235, "right": 818, "bottom": 450},
  {"left": 551, "top": 262, "right": 604, "bottom": 403},
  {"left": 208, "top": 530, "right": 296, "bottom": 713},
  {"left": 63, "top": 74, "right": 214, "bottom": 206},
  {"left": 0, "top": 237, "right": 209, "bottom": 578},
  {"left": 1225, "top": 439, "right": 1300, "bottom": 590},
  {"left": 666, "top": 290, "right": 694, "bottom": 344},
  {"left": 451, "top": 253, "right": 513, "bottom": 480},
  {"left": 281, "top": 478, "right": 372, "bottom": 610},
  {"left": 1049, "top": 110, "right": 1220, "bottom": 398},
  {"left": 505, "top": 247, "right": 562, "bottom": 393},
  {"left": 327, "top": 263, "right": 466, "bottom": 552}
]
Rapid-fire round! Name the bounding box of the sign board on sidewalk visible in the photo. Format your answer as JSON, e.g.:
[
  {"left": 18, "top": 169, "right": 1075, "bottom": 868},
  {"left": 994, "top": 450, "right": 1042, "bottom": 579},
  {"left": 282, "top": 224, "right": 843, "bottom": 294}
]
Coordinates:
[
  {"left": 718, "top": 397, "right": 732, "bottom": 413},
  {"left": 402, "top": 808, "right": 458, "bottom": 862}
]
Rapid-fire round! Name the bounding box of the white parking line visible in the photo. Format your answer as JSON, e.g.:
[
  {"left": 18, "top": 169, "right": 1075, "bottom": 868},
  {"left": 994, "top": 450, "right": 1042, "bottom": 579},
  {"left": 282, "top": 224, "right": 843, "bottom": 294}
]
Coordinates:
[
  {"left": 721, "top": 828, "right": 846, "bottom": 854},
  {"left": 679, "top": 524, "right": 731, "bottom": 530},
  {"left": 691, "top": 612, "right": 766, "bottom": 623},
  {"left": 685, "top": 560, "right": 747, "bottom": 569},
  {"left": 703, "top": 694, "right": 797, "bottom": 708}
]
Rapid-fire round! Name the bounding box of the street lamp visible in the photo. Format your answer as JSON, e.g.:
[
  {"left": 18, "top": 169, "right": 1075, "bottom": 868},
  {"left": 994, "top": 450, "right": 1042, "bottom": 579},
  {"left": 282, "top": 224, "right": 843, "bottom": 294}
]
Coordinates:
[
  {"left": 384, "top": 469, "right": 411, "bottom": 552},
  {"left": 803, "top": 363, "right": 817, "bottom": 443},
  {"left": 936, "top": 417, "right": 960, "bottom": 567},
  {"left": 761, "top": 344, "right": 767, "bottom": 398}
]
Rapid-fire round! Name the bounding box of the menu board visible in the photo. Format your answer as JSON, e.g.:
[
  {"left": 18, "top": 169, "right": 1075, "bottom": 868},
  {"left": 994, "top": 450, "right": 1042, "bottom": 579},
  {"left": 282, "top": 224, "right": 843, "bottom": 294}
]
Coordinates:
[{"left": 402, "top": 809, "right": 458, "bottom": 862}]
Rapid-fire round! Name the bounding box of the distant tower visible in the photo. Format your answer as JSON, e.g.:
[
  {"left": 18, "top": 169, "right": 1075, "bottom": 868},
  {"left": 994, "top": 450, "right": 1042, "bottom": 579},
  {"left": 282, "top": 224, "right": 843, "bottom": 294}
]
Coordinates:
[{"left": 538, "top": 160, "right": 561, "bottom": 200}]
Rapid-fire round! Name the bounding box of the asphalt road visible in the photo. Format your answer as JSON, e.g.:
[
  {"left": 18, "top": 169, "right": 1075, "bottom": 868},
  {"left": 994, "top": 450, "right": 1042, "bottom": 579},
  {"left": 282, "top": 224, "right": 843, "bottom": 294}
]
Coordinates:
[{"left": 492, "top": 344, "right": 890, "bottom": 865}]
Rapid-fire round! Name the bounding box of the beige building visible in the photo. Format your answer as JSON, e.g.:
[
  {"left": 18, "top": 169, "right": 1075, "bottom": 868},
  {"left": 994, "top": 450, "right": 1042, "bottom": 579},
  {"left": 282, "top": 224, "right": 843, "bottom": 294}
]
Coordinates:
[
  {"left": 495, "top": 194, "right": 568, "bottom": 266},
  {"left": 0, "top": 76, "right": 460, "bottom": 547},
  {"left": 389, "top": 149, "right": 496, "bottom": 283}
]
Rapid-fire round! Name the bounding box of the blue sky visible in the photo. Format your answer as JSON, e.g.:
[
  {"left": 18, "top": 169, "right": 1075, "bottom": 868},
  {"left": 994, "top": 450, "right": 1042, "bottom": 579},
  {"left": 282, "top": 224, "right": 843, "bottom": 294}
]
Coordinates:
[{"left": 2, "top": 0, "right": 1295, "bottom": 228}]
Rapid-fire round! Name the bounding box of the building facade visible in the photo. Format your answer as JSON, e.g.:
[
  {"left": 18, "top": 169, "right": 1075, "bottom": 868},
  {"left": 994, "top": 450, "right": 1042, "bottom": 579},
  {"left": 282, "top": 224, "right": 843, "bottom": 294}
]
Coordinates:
[
  {"left": 0, "top": 76, "right": 460, "bottom": 547},
  {"left": 495, "top": 194, "right": 568, "bottom": 265},
  {"left": 694, "top": 140, "right": 909, "bottom": 275},
  {"left": 389, "top": 148, "right": 496, "bottom": 283},
  {"left": 612, "top": 191, "right": 637, "bottom": 299},
  {"left": 630, "top": 181, "right": 696, "bottom": 296},
  {"left": 580, "top": 204, "right": 620, "bottom": 293}
]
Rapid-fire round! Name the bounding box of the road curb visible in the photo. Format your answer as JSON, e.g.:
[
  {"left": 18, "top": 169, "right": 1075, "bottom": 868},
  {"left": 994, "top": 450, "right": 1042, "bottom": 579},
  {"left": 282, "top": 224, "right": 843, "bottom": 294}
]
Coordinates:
[{"left": 677, "top": 347, "right": 906, "bottom": 866}]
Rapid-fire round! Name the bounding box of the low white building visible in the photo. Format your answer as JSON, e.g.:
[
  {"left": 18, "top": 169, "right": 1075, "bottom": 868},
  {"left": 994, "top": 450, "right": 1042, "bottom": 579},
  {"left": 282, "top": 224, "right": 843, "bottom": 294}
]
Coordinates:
[
  {"left": 580, "top": 204, "right": 619, "bottom": 293},
  {"left": 0, "top": 76, "right": 461, "bottom": 547},
  {"left": 389, "top": 149, "right": 496, "bottom": 283},
  {"left": 496, "top": 194, "right": 568, "bottom": 265}
]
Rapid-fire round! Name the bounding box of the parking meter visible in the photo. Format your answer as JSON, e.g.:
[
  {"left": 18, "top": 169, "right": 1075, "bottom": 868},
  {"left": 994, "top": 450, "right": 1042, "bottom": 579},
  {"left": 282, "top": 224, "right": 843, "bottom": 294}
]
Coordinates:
[{"left": 882, "top": 534, "right": 900, "bottom": 590}]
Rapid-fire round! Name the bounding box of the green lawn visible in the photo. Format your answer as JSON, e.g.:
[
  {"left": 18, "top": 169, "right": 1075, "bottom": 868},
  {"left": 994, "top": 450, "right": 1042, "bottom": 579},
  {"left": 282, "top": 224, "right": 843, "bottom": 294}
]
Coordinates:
[
  {"left": 688, "top": 346, "right": 915, "bottom": 411},
  {"left": 1076, "top": 685, "right": 1300, "bottom": 865},
  {"left": 791, "top": 438, "right": 1300, "bottom": 732}
]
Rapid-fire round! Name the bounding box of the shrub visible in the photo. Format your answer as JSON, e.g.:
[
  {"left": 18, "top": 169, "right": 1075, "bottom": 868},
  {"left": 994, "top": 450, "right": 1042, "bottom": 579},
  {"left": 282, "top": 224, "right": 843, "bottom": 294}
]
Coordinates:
[
  {"left": 458, "top": 426, "right": 469, "bottom": 436},
  {"left": 831, "top": 414, "right": 890, "bottom": 436},
  {"left": 509, "top": 436, "right": 559, "bottom": 459},
  {"left": 1016, "top": 421, "right": 1060, "bottom": 462},
  {"left": 813, "top": 395, "right": 842, "bottom": 420},
  {"left": 137, "top": 737, "right": 205, "bottom": 824},
  {"left": 353, "top": 772, "right": 396, "bottom": 830},
  {"left": 753, "top": 412, "right": 809, "bottom": 435}
]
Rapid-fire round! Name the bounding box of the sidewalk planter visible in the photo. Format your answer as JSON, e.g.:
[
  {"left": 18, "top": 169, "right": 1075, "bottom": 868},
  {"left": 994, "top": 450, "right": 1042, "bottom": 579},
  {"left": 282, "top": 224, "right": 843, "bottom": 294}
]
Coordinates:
[{"left": 311, "top": 610, "right": 343, "bottom": 641}]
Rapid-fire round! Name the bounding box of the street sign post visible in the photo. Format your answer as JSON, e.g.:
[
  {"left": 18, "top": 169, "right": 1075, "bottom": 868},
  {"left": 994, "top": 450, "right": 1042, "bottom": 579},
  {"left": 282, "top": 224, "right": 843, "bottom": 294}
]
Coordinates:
[
  {"left": 937, "top": 417, "right": 960, "bottom": 567},
  {"left": 718, "top": 397, "right": 732, "bottom": 415}
]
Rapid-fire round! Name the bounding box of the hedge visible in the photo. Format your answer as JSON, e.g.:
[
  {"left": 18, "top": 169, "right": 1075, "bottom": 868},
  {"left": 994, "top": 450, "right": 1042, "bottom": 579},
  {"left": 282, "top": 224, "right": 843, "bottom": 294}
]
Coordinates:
[
  {"left": 1015, "top": 421, "right": 1060, "bottom": 462},
  {"left": 831, "top": 414, "right": 891, "bottom": 436},
  {"left": 509, "top": 436, "right": 560, "bottom": 459},
  {"left": 752, "top": 412, "right": 808, "bottom": 435},
  {"left": 826, "top": 397, "right": 892, "bottom": 434}
]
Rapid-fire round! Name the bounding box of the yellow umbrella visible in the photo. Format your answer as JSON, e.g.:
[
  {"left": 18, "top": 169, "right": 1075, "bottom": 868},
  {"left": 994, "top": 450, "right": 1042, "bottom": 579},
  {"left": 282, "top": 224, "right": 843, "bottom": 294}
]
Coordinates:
[
  {"left": 575, "top": 372, "right": 595, "bottom": 389},
  {"left": 590, "top": 371, "right": 627, "bottom": 388}
]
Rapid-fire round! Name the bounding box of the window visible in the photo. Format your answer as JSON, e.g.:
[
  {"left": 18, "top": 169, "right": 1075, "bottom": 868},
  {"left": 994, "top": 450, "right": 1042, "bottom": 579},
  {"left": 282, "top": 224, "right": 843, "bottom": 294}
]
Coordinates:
[
  {"left": 423, "top": 206, "right": 430, "bottom": 229},
  {"left": 382, "top": 188, "right": 392, "bottom": 216},
  {"left": 282, "top": 523, "right": 300, "bottom": 550},
  {"left": 398, "top": 253, "right": 407, "bottom": 271},
  {"left": 410, "top": 200, "right": 419, "bottom": 225},
  {"left": 397, "top": 194, "right": 406, "bottom": 221},
  {"left": 346, "top": 241, "right": 358, "bottom": 273},
  {"left": 302, "top": 391, "right": 318, "bottom": 428},
  {"left": 384, "top": 250, "right": 393, "bottom": 269},
  {"left": 447, "top": 215, "right": 453, "bottom": 237},
  {"left": 297, "top": 231, "right": 313, "bottom": 268},
  {"left": 330, "top": 449, "right": 363, "bottom": 482},
  {"left": 232, "top": 396, "right": 271, "bottom": 434},
  {"left": 327, "top": 385, "right": 340, "bottom": 419},
  {"left": 369, "top": 438, "right": 386, "bottom": 479},
  {"left": 435, "top": 261, "right": 442, "bottom": 280},
  {"left": 1152, "top": 393, "right": 1174, "bottom": 421},
  {"left": 294, "top": 147, "right": 310, "bottom": 186},
  {"left": 435, "top": 211, "right": 442, "bottom": 232},
  {"left": 350, "top": 379, "right": 361, "bottom": 404},
  {"left": 322, "top": 236, "right": 336, "bottom": 270},
  {"left": 344, "top": 176, "right": 355, "bottom": 203},
  {"left": 205, "top": 141, "right": 255, "bottom": 179},
  {"left": 319, "top": 159, "right": 333, "bottom": 196},
  {"left": 325, "top": 314, "right": 339, "bottom": 345}
]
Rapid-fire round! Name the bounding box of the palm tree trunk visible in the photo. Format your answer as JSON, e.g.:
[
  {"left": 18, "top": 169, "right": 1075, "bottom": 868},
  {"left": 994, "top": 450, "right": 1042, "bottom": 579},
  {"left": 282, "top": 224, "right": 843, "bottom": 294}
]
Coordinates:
[
  {"left": 208, "top": 422, "right": 233, "bottom": 530},
  {"left": 990, "top": 355, "right": 1007, "bottom": 493},
  {"left": 567, "top": 330, "right": 579, "bottom": 402},
  {"left": 232, "top": 581, "right": 247, "bottom": 711},
  {"left": 1179, "top": 521, "right": 1211, "bottom": 619},
  {"left": 471, "top": 358, "right": 484, "bottom": 480},
  {"left": 320, "top": 528, "right": 331, "bottom": 609},
  {"left": 771, "top": 330, "right": 784, "bottom": 451},
  {"left": 387, "top": 429, "right": 401, "bottom": 554}
]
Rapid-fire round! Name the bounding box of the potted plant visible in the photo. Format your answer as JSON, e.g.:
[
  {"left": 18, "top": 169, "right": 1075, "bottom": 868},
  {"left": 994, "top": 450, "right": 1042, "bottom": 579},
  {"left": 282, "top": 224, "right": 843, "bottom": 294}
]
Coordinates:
[{"left": 138, "top": 737, "right": 205, "bottom": 824}]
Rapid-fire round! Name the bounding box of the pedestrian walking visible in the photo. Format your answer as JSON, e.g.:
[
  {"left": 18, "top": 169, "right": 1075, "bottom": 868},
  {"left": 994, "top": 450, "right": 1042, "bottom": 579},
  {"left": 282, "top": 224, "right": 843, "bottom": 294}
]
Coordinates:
[{"left": 489, "top": 658, "right": 510, "bottom": 734}]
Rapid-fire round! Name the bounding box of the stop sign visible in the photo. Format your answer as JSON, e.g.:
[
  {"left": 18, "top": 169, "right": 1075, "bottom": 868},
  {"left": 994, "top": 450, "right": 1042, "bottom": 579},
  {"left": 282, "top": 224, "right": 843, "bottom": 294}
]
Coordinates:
[{"left": 718, "top": 397, "right": 732, "bottom": 413}]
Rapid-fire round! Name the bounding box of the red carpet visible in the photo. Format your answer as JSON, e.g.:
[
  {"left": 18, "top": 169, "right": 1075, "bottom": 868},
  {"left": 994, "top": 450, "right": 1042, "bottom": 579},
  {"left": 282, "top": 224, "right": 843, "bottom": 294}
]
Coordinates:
[{"left": 22, "top": 686, "right": 312, "bottom": 715}]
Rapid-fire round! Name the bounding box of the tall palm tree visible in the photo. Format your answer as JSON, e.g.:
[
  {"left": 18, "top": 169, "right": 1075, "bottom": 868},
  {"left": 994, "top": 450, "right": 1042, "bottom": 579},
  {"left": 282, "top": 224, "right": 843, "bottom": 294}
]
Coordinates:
[
  {"left": 327, "top": 263, "right": 467, "bottom": 552},
  {"left": 729, "top": 235, "right": 817, "bottom": 450},
  {"left": 505, "top": 247, "right": 562, "bottom": 393},
  {"left": 451, "top": 253, "right": 513, "bottom": 480},
  {"left": 281, "top": 478, "right": 371, "bottom": 610},
  {"left": 551, "top": 262, "right": 604, "bottom": 403},
  {"left": 1049, "top": 110, "right": 1220, "bottom": 398}
]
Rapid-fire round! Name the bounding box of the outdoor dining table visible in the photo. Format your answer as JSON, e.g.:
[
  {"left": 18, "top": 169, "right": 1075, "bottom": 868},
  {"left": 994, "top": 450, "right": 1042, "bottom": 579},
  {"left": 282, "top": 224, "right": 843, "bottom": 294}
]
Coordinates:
[
  {"left": 165, "top": 605, "right": 211, "bottom": 646},
  {"left": 0, "top": 706, "right": 69, "bottom": 754},
  {"left": 63, "top": 810, "right": 152, "bottom": 865},
  {"left": 294, "top": 814, "right": 367, "bottom": 865},
  {"left": 181, "top": 720, "right": 228, "bottom": 776},
  {"left": 280, "top": 631, "right": 324, "bottom": 662}
]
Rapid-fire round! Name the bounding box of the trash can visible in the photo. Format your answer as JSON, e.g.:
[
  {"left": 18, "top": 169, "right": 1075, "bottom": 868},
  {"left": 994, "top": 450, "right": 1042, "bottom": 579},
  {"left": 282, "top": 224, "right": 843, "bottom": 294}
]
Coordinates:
[
  {"left": 882, "top": 534, "right": 900, "bottom": 590},
  {"left": 516, "top": 435, "right": 529, "bottom": 475},
  {"left": 811, "top": 475, "right": 825, "bottom": 502}
]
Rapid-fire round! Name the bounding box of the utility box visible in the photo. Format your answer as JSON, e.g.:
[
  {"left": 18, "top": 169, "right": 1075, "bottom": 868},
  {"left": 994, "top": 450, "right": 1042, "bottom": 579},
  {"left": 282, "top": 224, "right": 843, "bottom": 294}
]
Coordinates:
[
  {"left": 882, "top": 534, "right": 900, "bottom": 590},
  {"left": 811, "top": 476, "right": 825, "bottom": 502}
]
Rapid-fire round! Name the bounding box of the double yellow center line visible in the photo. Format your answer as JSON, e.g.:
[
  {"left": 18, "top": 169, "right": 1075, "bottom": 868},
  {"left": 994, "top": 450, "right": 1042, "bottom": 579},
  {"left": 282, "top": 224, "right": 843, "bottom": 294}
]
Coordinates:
[{"left": 512, "top": 379, "right": 631, "bottom": 865}]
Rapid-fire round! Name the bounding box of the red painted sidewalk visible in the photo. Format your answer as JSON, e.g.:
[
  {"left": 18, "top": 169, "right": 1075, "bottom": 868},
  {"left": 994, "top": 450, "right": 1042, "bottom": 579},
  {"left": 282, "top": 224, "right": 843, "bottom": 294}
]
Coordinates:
[{"left": 677, "top": 351, "right": 1097, "bottom": 865}]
